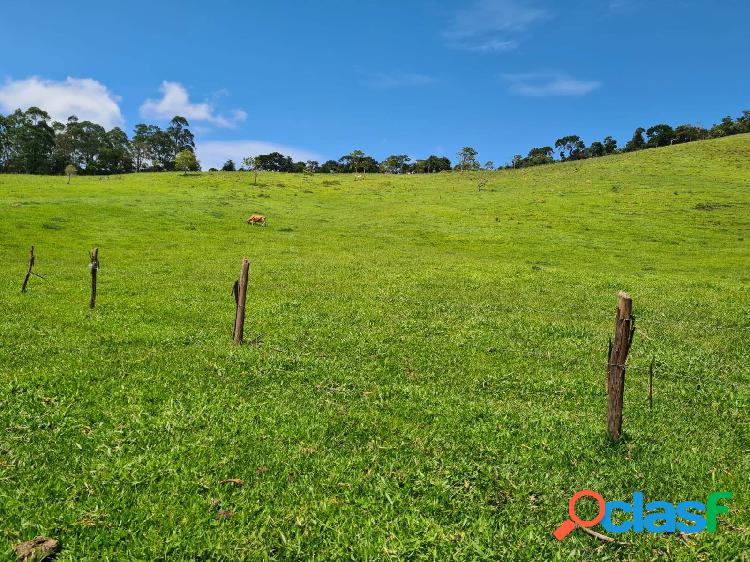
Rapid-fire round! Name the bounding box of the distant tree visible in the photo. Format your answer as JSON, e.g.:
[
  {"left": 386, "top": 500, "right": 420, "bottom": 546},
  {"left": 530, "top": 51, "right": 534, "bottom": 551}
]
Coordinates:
[
  {"left": 645, "top": 124, "right": 675, "bottom": 148},
  {"left": 167, "top": 116, "right": 195, "bottom": 154},
  {"left": 517, "top": 147, "right": 554, "bottom": 167},
  {"left": 603, "top": 136, "right": 618, "bottom": 154},
  {"left": 255, "top": 151, "right": 295, "bottom": 172},
  {"left": 320, "top": 159, "right": 341, "bottom": 173},
  {"left": 131, "top": 123, "right": 154, "bottom": 171},
  {"left": 589, "top": 141, "right": 606, "bottom": 158},
  {"left": 484, "top": 160, "right": 495, "bottom": 170},
  {"left": 413, "top": 155, "right": 451, "bottom": 173},
  {"left": 222, "top": 159, "right": 236, "bottom": 172},
  {"left": 242, "top": 156, "right": 259, "bottom": 184},
  {"left": 305, "top": 160, "right": 320, "bottom": 173},
  {"left": 736, "top": 111, "right": 750, "bottom": 133},
  {"left": 97, "top": 127, "right": 133, "bottom": 174},
  {"left": 65, "top": 164, "right": 77, "bottom": 183},
  {"left": 673, "top": 124, "right": 708, "bottom": 144},
  {"left": 339, "top": 149, "right": 366, "bottom": 174},
  {"left": 555, "top": 135, "right": 586, "bottom": 160},
  {"left": 624, "top": 127, "right": 646, "bottom": 152},
  {"left": 175, "top": 149, "right": 199, "bottom": 174},
  {"left": 456, "top": 146, "right": 479, "bottom": 173},
  {"left": 1, "top": 107, "right": 56, "bottom": 173},
  {"left": 381, "top": 154, "right": 410, "bottom": 174},
  {"left": 709, "top": 116, "right": 738, "bottom": 138}
]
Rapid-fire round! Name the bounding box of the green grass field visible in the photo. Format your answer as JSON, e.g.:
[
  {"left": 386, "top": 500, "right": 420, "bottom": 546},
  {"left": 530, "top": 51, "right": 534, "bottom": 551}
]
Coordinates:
[{"left": 1, "top": 135, "right": 749, "bottom": 560}]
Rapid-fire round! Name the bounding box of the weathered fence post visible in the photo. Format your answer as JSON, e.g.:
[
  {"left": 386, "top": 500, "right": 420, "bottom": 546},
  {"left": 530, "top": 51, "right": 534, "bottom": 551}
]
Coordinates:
[
  {"left": 89, "top": 248, "right": 99, "bottom": 309},
  {"left": 606, "top": 291, "right": 636, "bottom": 442},
  {"left": 232, "top": 279, "right": 240, "bottom": 336},
  {"left": 233, "top": 258, "right": 250, "bottom": 345},
  {"left": 21, "top": 246, "right": 36, "bottom": 293}
]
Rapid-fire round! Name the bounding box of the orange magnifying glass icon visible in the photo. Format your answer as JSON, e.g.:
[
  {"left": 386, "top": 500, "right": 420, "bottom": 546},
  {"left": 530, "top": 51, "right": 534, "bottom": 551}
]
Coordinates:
[{"left": 553, "top": 490, "right": 606, "bottom": 540}]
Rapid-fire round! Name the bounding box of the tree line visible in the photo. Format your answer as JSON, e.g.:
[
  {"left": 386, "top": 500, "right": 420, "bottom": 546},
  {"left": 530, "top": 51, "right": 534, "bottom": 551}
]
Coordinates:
[
  {"left": 1, "top": 105, "right": 749, "bottom": 176},
  {"left": 510, "top": 110, "right": 750, "bottom": 169},
  {"left": 0, "top": 107, "right": 201, "bottom": 175}
]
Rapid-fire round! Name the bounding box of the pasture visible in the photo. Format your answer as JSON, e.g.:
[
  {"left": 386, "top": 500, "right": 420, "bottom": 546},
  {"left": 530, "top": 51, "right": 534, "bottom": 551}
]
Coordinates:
[{"left": 0, "top": 135, "right": 748, "bottom": 560}]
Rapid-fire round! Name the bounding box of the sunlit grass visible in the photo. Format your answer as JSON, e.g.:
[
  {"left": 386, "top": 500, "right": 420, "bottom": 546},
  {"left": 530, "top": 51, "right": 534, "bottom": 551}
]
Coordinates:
[{"left": 0, "top": 135, "right": 748, "bottom": 560}]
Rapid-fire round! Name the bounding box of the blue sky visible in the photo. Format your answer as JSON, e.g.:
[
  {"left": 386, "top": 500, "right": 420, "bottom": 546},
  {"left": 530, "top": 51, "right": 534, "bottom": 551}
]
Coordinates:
[{"left": 1, "top": 0, "right": 749, "bottom": 169}]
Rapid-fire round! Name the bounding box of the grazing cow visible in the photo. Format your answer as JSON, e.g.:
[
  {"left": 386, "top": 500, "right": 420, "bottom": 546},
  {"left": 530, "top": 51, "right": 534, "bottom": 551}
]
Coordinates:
[{"left": 247, "top": 214, "right": 267, "bottom": 226}]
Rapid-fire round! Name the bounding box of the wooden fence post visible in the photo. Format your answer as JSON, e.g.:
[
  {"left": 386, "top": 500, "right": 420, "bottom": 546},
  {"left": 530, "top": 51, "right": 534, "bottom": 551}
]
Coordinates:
[
  {"left": 89, "top": 248, "right": 99, "bottom": 309},
  {"left": 233, "top": 258, "right": 250, "bottom": 345},
  {"left": 606, "top": 291, "right": 636, "bottom": 442},
  {"left": 21, "top": 246, "right": 36, "bottom": 293}
]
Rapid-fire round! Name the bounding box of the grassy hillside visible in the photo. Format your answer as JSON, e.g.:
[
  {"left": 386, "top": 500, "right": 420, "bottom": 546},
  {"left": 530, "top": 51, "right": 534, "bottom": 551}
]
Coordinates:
[{"left": 0, "top": 135, "right": 748, "bottom": 560}]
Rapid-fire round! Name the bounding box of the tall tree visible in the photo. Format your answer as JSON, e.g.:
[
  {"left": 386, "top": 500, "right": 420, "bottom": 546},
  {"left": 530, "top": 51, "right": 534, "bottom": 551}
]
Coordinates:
[
  {"left": 320, "top": 160, "right": 341, "bottom": 173},
  {"left": 603, "top": 136, "right": 618, "bottom": 154},
  {"left": 589, "top": 141, "right": 606, "bottom": 157},
  {"left": 456, "top": 147, "right": 478, "bottom": 172},
  {"left": 624, "top": 127, "right": 646, "bottom": 152},
  {"left": 381, "top": 154, "right": 410, "bottom": 174},
  {"left": 167, "top": 116, "right": 195, "bottom": 155},
  {"left": 673, "top": 124, "right": 708, "bottom": 144},
  {"left": 554, "top": 135, "right": 585, "bottom": 160},
  {"left": 148, "top": 128, "right": 176, "bottom": 171},
  {"left": 339, "top": 149, "right": 367, "bottom": 174},
  {"left": 131, "top": 124, "right": 155, "bottom": 172},
  {"left": 255, "top": 151, "right": 295, "bottom": 172},
  {"left": 2, "top": 108, "right": 57, "bottom": 174},
  {"left": 645, "top": 124, "right": 675, "bottom": 147}
]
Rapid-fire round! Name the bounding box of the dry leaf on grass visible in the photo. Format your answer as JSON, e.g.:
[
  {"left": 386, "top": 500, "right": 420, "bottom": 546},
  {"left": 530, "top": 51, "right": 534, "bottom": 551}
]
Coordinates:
[{"left": 219, "top": 479, "right": 244, "bottom": 486}]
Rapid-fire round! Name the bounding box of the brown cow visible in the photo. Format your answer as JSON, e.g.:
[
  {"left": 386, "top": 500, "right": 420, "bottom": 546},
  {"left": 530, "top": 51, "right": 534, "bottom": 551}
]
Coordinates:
[{"left": 247, "top": 214, "right": 267, "bottom": 226}]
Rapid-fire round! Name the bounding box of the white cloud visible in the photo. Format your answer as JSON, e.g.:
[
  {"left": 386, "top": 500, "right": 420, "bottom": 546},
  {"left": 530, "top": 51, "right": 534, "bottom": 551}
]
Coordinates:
[
  {"left": 503, "top": 72, "right": 602, "bottom": 97},
  {"left": 459, "top": 38, "right": 518, "bottom": 53},
  {"left": 360, "top": 72, "right": 435, "bottom": 89},
  {"left": 140, "top": 81, "right": 247, "bottom": 128},
  {"left": 0, "top": 77, "right": 124, "bottom": 129},
  {"left": 196, "top": 140, "right": 322, "bottom": 170},
  {"left": 445, "top": 0, "right": 549, "bottom": 52},
  {"left": 608, "top": 0, "right": 637, "bottom": 12}
]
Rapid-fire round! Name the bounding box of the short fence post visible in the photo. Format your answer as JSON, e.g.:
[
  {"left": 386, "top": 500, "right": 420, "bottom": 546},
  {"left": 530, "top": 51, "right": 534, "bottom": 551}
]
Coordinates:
[
  {"left": 606, "top": 291, "right": 635, "bottom": 442},
  {"left": 233, "top": 258, "right": 250, "bottom": 345},
  {"left": 89, "top": 248, "right": 99, "bottom": 309}
]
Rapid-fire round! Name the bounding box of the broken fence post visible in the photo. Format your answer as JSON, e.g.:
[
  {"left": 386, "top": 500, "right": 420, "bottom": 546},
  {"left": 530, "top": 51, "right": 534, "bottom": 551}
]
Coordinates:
[
  {"left": 89, "top": 248, "right": 99, "bottom": 309},
  {"left": 606, "top": 291, "right": 636, "bottom": 442},
  {"left": 233, "top": 258, "right": 250, "bottom": 345}
]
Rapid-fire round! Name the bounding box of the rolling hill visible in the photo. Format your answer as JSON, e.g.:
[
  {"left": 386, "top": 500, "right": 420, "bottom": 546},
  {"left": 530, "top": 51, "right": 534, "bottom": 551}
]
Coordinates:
[{"left": 0, "top": 135, "right": 748, "bottom": 560}]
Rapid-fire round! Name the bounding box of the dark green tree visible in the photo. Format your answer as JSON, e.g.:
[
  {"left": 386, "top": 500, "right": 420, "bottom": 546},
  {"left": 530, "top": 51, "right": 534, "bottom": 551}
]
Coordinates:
[
  {"left": 554, "top": 135, "right": 585, "bottom": 160},
  {"left": 381, "top": 154, "right": 411, "bottom": 174},
  {"left": 624, "top": 127, "right": 646, "bottom": 152},
  {"left": 645, "top": 124, "right": 675, "bottom": 148}
]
